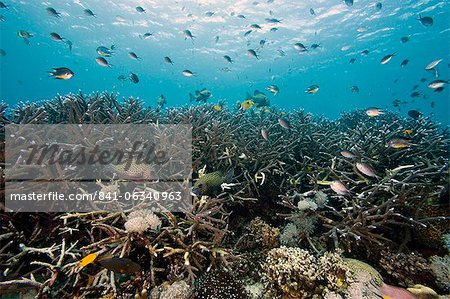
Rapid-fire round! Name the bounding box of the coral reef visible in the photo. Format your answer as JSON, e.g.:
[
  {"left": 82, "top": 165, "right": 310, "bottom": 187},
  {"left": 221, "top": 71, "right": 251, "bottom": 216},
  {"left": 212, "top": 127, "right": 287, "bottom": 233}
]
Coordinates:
[{"left": 0, "top": 92, "right": 449, "bottom": 297}]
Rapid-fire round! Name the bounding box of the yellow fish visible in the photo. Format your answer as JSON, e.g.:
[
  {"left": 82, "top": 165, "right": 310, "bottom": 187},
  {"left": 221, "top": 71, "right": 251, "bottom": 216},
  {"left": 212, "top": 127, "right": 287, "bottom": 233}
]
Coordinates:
[
  {"left": 263, "top": 109, "right": 270, "bottom": 113},
  {"left": 403, "top": 129, "right": 413, "bottom": 135},
  {"left": 213, "top": 104, "right": 222, "bottom": 111},
  {"left": 79, "top": 253, "right": 98, "bottom": 268},
  {"left": 240, "top": 100, "right": 254, "bottom": 111}
]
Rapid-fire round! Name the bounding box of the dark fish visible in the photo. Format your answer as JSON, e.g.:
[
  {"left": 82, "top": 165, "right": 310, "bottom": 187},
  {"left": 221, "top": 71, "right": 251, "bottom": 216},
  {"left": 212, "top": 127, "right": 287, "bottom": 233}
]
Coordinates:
[
  {"left": 83, "top": 8, "right": 96, "bottom": 17},
  {"left": 361, "top": 49, "right": 369, "bottom": 56},
  {"left": 420, "top": 78, "right": 427, "bottom": 82},
  {"left": 157, "top": 94, "right": 167, "bottom": 107},
  {"left": 128, "top": 52, "right": 140, "bottom": 60},
  {"left": 50, "top": 32, "right": 64, "bottom": 41},
  {"left": 350, "top": 86, "right": 359, "bottom": 93},
  {"left": 408, "top": 110, "right": 422, "bottom": 119},
  {"left": 259, "top": 39, "right": 266, "bottom": 47},
  {"left": 412, "top": 84, "right": 419, "bottom": 90},
  {"left": 117, "top": 75, "right": 127, "bottom": 82},
  {"left": 46, "top": 7, "right": 61, "bottom": 17},
  {"left": 250, "top": 24, "right": 262, "bottom": 29},
  {"left": 310, "top": 8, "right": 316, "bottom": 15},
  {"left": 294, "top": 42, "right": 307, "bottom": 52},
  {"left": 96, "top": 57, "right": 112, "bottom": 67},
  {"left": 164, "top": 56, "right": 174, "bottom": 64},
  {"left": 190, "top": 88, "right": 212, "bottom": 102},
  {"left": 400, "top": 59, "right": 409, "bottom": 67},
  {"left": 192, "top": 169, "right": 234, "bottom": 196},
  {"left": 140, "top": 33, "right": 153, "bottom": 39},
  {"left": 247, "top": 49, "right": 259, "bottom": 59},
  {"left": 431, "top": 101, "right": 435, "bottom": 108},
  {"left": 410, "top": 91, "right": 420, "bottom": 98},
  {"left": 270, "top": 27, "right": 278, "bottom": 32},
  {"left": 380, "top": 53, "right": 395, "bottom": 64},
  {"left": 265, "top": 18, "right": 281, "bottom": 23},
  {"left": 96, "top": 46, "right": 114, "bottom": 57},
  {"left": 183, "top": 29, "right": 195, "bottom": 40},
  {"left": 182, "top": 69, "right": 195, "bottom": 77},
  {"left": 400, "top": 36, "right": 410, "bottom": 43},
  {"left": 237, "top": 14, "right": 246, "bottom": 19},
  {"left": 278, "top": 118, "right": 290, "bottom": 129},
  {"left": 433, "top": 87, "right": 444, "bottom": 93},
  {"left": 344, "top": 0, "right": 353, "bottom": 7},
  {"left": 0, "top": 1, "right": 8, "bottom": 8},
  {"left": 349, "top": 58, "right": 356, "bottom": 64},
  {"left": 0, "top": 49, "right": 6, "bottom": 56},
  {"left": 244, "top": 30, "right": 252, "bottom": 37},
  {"left": 215, "top": 35, "right": 219, "bottom": 43},
  {"left": 205, "top": 11, "right": 215, "bottom": 17},
  {"left": 418, "top": 14, "right": 433, "bottom": 27},
  {"left": 136, "top": 6, "right": 145, "bottom": 13},
  {"left": 48, "top": 67, "right": 74, "bottom": 80},
  {"left": 311, "top": 43, "right": 320, "bottom": 49},
  {"left": 223, "top": 55, "right": 233, "bottom": 63},
  {"left": 305, "top": 85, "right": 319, "bottom": 94},
  {"left": 98, "top": 257, "right": 141, "bottom": 274},
  {"left": 129, "top": 72, "right": 139, "bottom": 83},
  {"left": 66, "top": 40, "right": 73, "bottom": 52},
  {"left": 375, "top": 2, "right": 382, "bottom": 10}
]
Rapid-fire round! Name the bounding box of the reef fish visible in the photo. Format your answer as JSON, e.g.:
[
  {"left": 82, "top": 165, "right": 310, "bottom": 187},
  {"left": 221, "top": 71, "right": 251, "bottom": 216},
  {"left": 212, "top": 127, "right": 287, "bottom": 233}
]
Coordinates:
[
  {"left": 96, "top": 45, "right": 115, "bottom": 57},
  {"left": 246, "top": 90, "right": 270, "bottom": 107},
  {"left": 340, "top": 151, "right": 357, "bottom": 159},
  {"left": 267, "top": 84, "right": 279, "bottom": 95},
  {"left": 428, "top": 80, "right": 448, "bottom": 89},
  {"left": 330, "top": 181, "right": 350, "bottom": 195},
  {"left": 182, "top": 69, "right": 195, "bottom": 77},
  {"left": 261, "top": 128, "right": 269, "bottom": 140},
  {"left": 305, "top": 85, "right": 319, "bottom": 94},
  {"left": 192, "top": 169, "right": 234, "bottom": 196},
  {"left": 190, "top": 88, "right": 212, "bottom": 103},
  {"left": 98, "top": 257, "right": 141, "bottom": 274},
  {"left": 365, "top": 108, "right": 384, "bottom": 117},
  {"left": 407, "top": 110, "right": 422, "bottom": 119},
  {"left": 164, "top": 56, "right": 174, "bottom": 64},
  {"left": 380, "top": 53, "right": 395, "bottom": 64},
  {"left": 129, "top": 72, "right": 139, "bottom": 83},
  {"left": 240, "top": 100, "right": 254, "bottom": 111},
  {"left": 388, "top": 137, "right": 411, "bottom": 149},
  {"left": 83, "top": 8, "right": 96, "bottom": 17},
  {"left": 425, "top": 59, "right": 442, "bottom": 70},
  {"left": 356, "top": 162, "right": 379, "bottom": 178},
  {"left": 46, "top": 7, "right": 61, "bottom": 17},
  {"left": 96, "top": 57, "right": 112, "bottom": 67},
  {"left": 278, "top": 118, "right": 290, "bottom": 129},
  {"left": 417, "top": 14, "right": 433, "bottom": 27},
  {"left": 48, "top": 67, "right": 74, "bottom": 80}
]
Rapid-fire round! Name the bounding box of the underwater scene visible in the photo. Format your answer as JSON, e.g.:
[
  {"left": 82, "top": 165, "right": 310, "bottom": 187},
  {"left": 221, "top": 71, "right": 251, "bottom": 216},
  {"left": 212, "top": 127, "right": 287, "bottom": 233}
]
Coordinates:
[{"left": 0, "top": 0, "right": 449, "bottom": 298}]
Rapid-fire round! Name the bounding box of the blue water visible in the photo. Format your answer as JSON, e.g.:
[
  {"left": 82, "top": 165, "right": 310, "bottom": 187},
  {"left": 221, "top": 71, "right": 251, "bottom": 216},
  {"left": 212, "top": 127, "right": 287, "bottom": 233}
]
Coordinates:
[{"left": 0, "top": 0, "right": 449, "bottom": 123}]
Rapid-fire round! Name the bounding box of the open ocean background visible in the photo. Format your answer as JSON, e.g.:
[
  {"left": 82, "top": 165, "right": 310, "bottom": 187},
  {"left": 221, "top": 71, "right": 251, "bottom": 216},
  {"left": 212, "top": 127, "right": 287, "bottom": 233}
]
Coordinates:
[{"left": 0, "top": 0, "right": 449, "bottom": 123}]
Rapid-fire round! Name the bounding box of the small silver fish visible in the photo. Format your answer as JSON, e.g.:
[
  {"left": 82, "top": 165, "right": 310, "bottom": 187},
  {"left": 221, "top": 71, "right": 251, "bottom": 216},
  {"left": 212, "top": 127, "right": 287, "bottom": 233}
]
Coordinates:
[
  {"left": 356, "top": 162, "right": 378, "bottom": 178},
  {"left": 331, "top": 181, "right": 350, "bottom": 195},
  {"left": 278, "top": 118, "right": 290, "bottom": 129},
  {"left": 340, "top": 151, "right": 357, "bottom": 158},
  {"left": 425, "top": 59, "right": 442, "bottom": 70},
  {"left": 261, "top": 129, "right": 269, "bottom": 140}
]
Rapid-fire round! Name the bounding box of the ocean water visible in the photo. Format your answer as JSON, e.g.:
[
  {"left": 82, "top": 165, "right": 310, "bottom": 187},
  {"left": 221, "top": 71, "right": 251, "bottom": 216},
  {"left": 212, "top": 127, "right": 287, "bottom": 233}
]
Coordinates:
[{"left": 0, "top": 0, "right": 449, "bottom": 123}]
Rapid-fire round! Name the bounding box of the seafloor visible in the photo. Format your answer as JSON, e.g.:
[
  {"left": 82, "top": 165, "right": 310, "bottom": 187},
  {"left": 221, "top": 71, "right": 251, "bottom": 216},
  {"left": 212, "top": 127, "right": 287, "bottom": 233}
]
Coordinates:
[{"left": 0, "top": 92, "right": 449, "bottom": 299}]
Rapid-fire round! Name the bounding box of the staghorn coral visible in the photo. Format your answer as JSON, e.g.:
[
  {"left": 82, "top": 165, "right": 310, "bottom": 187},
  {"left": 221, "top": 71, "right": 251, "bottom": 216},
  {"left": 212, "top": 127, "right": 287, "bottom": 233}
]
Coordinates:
[
  {"left": 195, "top": 269, "right": 248, "bottom": 299},
  {"left": 1, "top": 93, "right": 449, "bottom": 297},
  {"left": 124, "top": 209, "right": 161, "bottom": 234}
]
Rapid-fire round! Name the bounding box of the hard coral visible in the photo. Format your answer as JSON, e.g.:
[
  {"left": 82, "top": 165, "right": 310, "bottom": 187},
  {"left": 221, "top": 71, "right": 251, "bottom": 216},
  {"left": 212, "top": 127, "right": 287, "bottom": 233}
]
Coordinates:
[
  {"left": 124, "top": 209, "right": 161, "bottom": 234},
  {"left": 244, "top": 217, "right": 279, "bottom": 250},
  {"left": 195, "top": 269, "right": 248, "bottom": 299},
  {"left": 264, "top": 247, "right": 351, "bottom": 298},
  {"left": 429, "top": 255, "right": 450, "bottom": 292},
  {"left": 378, "top": 250, "right": 434, "bottom": 287}
]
